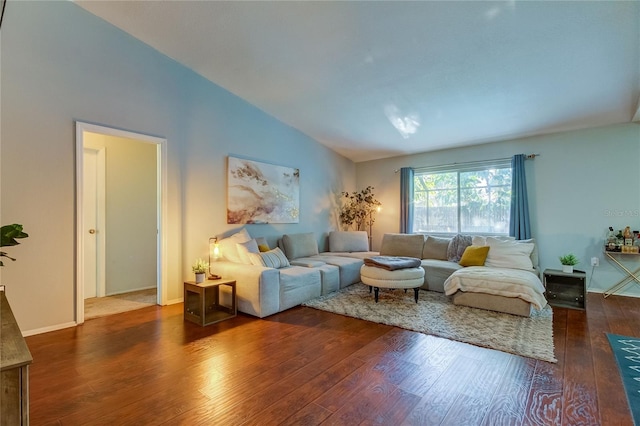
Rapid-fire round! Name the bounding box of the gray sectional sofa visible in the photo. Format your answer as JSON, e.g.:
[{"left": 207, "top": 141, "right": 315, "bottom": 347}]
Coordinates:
[{"left": 212, "top": 228, "right": 545, "bottom": 319}]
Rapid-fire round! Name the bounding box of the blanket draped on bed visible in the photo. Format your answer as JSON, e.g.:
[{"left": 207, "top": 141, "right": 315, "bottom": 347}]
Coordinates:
[
  {"left": 364, "top": 256, "right": 421, "bottom": 271},
  {"left": 444, "top": 266, "right": 547, "bottom": 310}
]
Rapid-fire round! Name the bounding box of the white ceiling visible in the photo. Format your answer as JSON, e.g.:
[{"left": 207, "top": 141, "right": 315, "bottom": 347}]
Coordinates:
[{"left": 75, "top": 1, "right": 640, "bottom": 163}]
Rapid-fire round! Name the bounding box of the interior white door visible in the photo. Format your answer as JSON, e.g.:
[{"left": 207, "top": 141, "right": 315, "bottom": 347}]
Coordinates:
[{"left": 83, "top": 149, "right": 98, "bottom": 299}]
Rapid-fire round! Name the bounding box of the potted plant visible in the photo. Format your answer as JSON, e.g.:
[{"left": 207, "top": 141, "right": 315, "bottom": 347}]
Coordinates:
[
  {"left": 1, "top": 224, "right": 29, "bottom": 267},
  {"left": 339, "top": 186, "right": 381, "bottom": 231},
  {"left": 192, "top": 258, "right": 209, "bottom": 283},
  {"left": 559, "top": 253, "right": 579, "bottom": 273}
]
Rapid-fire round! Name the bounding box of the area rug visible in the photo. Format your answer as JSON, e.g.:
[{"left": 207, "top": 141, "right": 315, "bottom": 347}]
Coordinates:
[
  {"left": 303, "top": 284, "right": 556, "bottom": 363},
  {"left": 607, "top": 333, "right": 640, "bottom": 425}
]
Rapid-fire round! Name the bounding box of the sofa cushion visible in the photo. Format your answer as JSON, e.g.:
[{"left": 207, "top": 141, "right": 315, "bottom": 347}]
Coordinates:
[
  {"left": 282, "top": 232, "right": 319, "bottom": 259},
  {"left": 321, "top": 251, "right": 379, "bottom": 260},
  {"left": 218, "top": 228, "right": 251, "bottom": 263},
  {"left": 380, "top": 233, "right": 425, "bottom": 258},
  {"left": 421, "top": 259, "right": 463, "bottom": 292},
  {"left": 313, "top": 254, "right": 364, "bottom": 288},
  {"left": 329, "top": 231, "right": 369, "bottom": 252},
  {"left": 447, "top": 234, "right": 472, "bottom": 262},
  {"left": 290, "top": 259, "right": 326, "bottom": 268},
  {"left": 458, "top": 245, "right": 490, "bottom": 267},
  {"left": 278, "top": 267, "right": 322, "bottom": 311},
  {"left": 422, "top": 236, "right": 450, "bottom": 260}
]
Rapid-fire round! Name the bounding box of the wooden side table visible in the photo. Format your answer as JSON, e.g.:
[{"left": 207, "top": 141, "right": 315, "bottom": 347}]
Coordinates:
[{"left": 184, "top": 278, "right": 237, "bottom": 326}]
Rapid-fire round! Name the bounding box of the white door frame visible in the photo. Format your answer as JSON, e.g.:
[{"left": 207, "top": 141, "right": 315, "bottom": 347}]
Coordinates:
[
  {"left": 83, "top": 146, "right": 106, "bottom": 298},
  {"left": 75, "top": 121, "right": 168, "bottom": 324}
]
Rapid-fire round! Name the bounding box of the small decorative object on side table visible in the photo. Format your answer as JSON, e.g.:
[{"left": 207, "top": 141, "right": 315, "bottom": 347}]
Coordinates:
[
  {"left": 544, "top": 268, "right": 586, "bottom": 310},
  {"left": 184, "top": 278, "right": 237, "bottom": 326}
]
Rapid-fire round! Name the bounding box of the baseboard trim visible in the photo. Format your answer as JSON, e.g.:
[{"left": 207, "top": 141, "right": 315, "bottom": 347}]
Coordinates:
[
  {"left": 166, "top": 298, "right": 183, "bottom": 305},
  {"left": 23, "top": 321, "right": 77, "bottom": 337}
]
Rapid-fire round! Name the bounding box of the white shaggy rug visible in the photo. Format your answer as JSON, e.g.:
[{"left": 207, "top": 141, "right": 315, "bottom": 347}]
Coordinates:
[{"left": 303, "top": 283, "right": 556, "bottom": 363}]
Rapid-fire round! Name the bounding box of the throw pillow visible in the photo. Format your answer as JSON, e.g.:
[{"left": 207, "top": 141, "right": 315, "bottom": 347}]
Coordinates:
[
  {"left": 248, "top": 247, "right": 290, "bottom": 269},
  {"left": 458, "top": 245, "right": 490, "bottom": 267},
  {"left": 447, "top": 234, "right": 472, "bottom": 262},
  {"left": 218, "top": 228, "right": 251, "bottom": 263},
  {"left": 483, "top": 237, "right": 535, "bottom": 270},
  {"left": 255, "top": 236, "right": 270, "bottom": 252},
  {"left": 236, "top": 239, "right": 260, "bottom": 264}
]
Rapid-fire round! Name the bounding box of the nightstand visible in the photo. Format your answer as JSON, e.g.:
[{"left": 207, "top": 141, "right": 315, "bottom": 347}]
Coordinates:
[
  {"left": 543, "top": 269, "right": 586, "bottom": 310},
  {"left": 183, "top": 278, "right": 237, "bottom": 326}
]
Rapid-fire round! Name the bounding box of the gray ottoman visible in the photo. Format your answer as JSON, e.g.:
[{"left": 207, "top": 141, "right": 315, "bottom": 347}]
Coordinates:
[{"left": 360, "top": 265, "right": 425, "bottom": 303}]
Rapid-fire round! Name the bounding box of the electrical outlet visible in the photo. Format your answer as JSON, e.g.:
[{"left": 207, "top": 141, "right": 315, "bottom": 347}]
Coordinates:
[{"left": 591, "top": 257, "right": 599, "bottom": 267}]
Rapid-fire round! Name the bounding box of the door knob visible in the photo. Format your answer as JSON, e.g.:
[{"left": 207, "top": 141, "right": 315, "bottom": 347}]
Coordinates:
[{"left": 89, "top": 229, "right": 96, "bottom": 234}]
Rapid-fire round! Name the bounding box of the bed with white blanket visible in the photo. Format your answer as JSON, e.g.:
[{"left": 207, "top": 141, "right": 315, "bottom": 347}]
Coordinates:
[{"left": 443, "top": 266, "right": 547, "bottom": 317}]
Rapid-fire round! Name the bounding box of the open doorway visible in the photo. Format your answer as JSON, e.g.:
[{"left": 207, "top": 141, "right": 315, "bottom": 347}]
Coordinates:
[{"left": 75, "top": 122, "right": 167, "bottom": 324}]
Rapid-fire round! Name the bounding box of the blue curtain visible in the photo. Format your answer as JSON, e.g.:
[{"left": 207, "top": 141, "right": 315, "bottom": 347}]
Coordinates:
[
  {"left": 509, "top": 154, "right": 531, "bottom": 239},
  {"left": 400, "top": 167, "right": 414, "bottom": 234}
]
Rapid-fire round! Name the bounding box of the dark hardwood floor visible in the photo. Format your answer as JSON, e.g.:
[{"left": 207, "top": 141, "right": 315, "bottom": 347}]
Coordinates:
[{"left": 25, "top": 292, "right": 639, "bottom": 425}]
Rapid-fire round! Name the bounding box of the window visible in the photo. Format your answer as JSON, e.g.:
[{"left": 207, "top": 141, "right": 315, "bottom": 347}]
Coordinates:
[{"left": 412, "top": 159, "right": 512, "bottom": 235}]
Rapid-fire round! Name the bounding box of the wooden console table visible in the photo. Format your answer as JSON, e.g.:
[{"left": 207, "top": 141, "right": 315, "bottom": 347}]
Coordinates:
[
  {"left": 603, "top": 251, "right": 640, "bottom": 298},
  {"left": 1, "top": 287, "right": 32, "bottom": 425}
]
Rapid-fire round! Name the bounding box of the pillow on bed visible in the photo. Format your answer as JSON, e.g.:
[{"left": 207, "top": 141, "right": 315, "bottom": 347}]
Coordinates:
[
  {"left": 458, "top": 245, "right": 490, "bottom": 266},
  {"left": 483, "top": 237, "right": 534, "bottom": 270}
]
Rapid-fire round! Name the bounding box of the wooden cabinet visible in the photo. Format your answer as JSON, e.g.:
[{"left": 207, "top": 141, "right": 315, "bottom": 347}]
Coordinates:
[
  {"left": 1, "top": 288, "right": 32, "bottom": 425},
  {"left": 544, "top": 269, "right": 586, "bottom": 310}
]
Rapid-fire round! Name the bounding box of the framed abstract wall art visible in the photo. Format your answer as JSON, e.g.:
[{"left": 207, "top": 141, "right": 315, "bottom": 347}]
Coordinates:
[{"left": 227, "top": 156, "right": 300, "bottom": 224}]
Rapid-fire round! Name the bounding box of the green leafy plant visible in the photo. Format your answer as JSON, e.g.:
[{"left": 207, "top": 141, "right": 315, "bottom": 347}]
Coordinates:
[
  {"left": 339, "top": 186, "right": 381, "bottom": 231},
  {"left": 1, "top": 224, "right": 29, "bottom": 266},
  {"left": 559, "top": 253, "right": 579, "bottom": 266},
  {"left": 192, "top": 258, "right": 209, "bottom": 274}
]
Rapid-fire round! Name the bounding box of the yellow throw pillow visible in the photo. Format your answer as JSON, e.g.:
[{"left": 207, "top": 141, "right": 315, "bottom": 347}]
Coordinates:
[
  {"left": 459, "top": 245, "right": 490, "bottom": 267},
  {"left": 258, "top": 244, "right": 270, "bottom": 252}
]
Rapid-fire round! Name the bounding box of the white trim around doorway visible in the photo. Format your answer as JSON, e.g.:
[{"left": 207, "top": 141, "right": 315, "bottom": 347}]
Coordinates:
[{"left": 75, "top": 121, "right": 168, "bottom": 325}]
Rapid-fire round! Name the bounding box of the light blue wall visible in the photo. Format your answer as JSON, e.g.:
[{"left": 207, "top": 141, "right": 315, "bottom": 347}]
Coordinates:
[
  {"left": 357, "top": 123, "right": 640, "bottom": 297},
  {"left": 0, "top": 1, "right": 354, "bottom": 332}
]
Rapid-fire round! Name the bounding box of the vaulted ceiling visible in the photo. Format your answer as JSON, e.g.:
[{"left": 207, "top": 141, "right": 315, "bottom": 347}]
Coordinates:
[{"left": 76, "top": 1, "right": 640, "bottom": 162}]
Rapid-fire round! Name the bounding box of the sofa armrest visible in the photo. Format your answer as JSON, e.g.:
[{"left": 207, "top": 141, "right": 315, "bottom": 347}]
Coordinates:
[{"left": 214, "top": 261, "right": 280, "bottom": 318}]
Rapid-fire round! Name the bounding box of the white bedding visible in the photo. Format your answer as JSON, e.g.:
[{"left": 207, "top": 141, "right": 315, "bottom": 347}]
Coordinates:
[{"left": 444, "top": 266, "right": 547, "bottom": 310}]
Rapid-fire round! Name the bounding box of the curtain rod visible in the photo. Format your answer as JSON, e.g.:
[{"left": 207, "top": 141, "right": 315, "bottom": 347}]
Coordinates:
[{"left": 394, "top": 153, "right": 540, "bottom": 173}]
